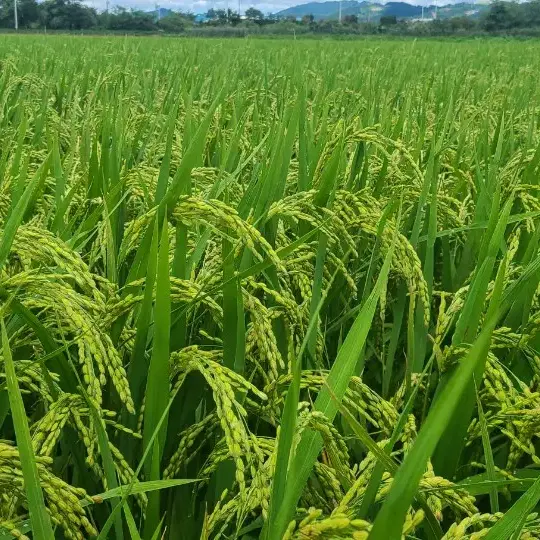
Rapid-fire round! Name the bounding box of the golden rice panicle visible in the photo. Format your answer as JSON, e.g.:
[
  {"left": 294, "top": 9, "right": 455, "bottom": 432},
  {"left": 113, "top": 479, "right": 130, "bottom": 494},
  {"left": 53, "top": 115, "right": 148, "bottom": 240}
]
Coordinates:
[
  {"left": 173, "top": 196, "right": 284, "bottom": 271},
  {"left": 0, "top": 442, "right": 96, "bottom": 539},
  {"left": 31, "top": 394, "right": 74, "bottom": 456},
  {"left": 282, "top": 506, "right": 372, "bottom": 540},
  {"left": 11, "top": 225, "right": 102, "bottom": 300},
  {"left": 0, "top": 520, "right": 29, "bottom": 540},
  {"left": 441, "top": 513, "right": 502, "bottom": 539},
  {"left": 169, "top": 347, "right": 267, "bottom": 494},
  {"left": 164, "top": 414, "right": 220, "bottom": 479},
  {"left": 244, "top": 291, "right": 285, "bottom": 382}
]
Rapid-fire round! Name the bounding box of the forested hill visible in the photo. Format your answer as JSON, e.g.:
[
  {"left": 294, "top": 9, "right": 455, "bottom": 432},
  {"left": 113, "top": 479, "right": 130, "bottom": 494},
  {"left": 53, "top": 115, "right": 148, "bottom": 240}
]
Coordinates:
[{"left": 276, "top": 1, "right": 487, "bottom": 21}]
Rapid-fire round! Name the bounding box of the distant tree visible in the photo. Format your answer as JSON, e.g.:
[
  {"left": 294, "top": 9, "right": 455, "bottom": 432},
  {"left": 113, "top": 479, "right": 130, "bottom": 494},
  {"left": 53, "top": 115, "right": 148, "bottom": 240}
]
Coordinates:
[
  {"left": 343, "top": 14, "right": 358, "bottom": 24},
  {"left": 206, "top": 8, "right": 227, "bottom": 24},
  {"left": 245, "top": 7, "right": 264, "bottom": 21},
  {"left": 301, "top": 13, "right": 314, "bottom": 24},
  {"left": 380, "top": 15, "right": 397, "bottom": 25},
  {"left": 157, "top": 12, "right": 190, "bottom": 32},
  {"left": 206, "top": 8, "right": 235, "bottom": 24},
  {"left": 483, "top": 1, "right": 517, "bottom": 31},
  {"left": 65, "top": 1, "right": 96, "bottom": 28},
  {"left": 216, "top": 8, "right": 227, "bottom": 22},
  {"left": 228, "top": 9, "right": 241, "bottom": 24},
  {"left": 0, "top": 0, "right": 39, "bottom": 27},
  {"left": 523, "top": 0, "right": 540, "bottom": 26},
  {"left": 104, "top": 6, "right": 156, "bottom": 31},
  {"left": 315, "top": 19, "right": 336, "bottom": 32},
  {"left": 39, "top": 0, "right": 96, "bottom": 29},
  {"left": 20, "top": 0, "right": 40, "bottom": 26},
  {"left": 450, "top": 15, "right": 476, "bottom": 32}
]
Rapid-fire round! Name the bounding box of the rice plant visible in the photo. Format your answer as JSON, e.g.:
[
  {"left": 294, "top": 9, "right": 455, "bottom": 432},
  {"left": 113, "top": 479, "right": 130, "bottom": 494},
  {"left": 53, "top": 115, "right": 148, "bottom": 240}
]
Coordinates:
[{"left": 1, "top": 35, "right": 540, "bottom": 539}]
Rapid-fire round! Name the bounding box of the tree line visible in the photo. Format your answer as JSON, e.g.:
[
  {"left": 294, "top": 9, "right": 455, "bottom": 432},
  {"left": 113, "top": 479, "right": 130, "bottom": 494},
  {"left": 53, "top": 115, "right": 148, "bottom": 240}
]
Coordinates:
[{"left": 1, "top": 0, "right": 540, "bottom": 36}]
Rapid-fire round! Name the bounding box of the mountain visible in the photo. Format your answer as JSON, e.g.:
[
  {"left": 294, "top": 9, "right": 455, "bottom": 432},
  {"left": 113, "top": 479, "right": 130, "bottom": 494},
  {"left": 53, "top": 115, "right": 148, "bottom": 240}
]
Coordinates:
[{"left": 276, "top": 1, "right": 487, "bottom": 20}]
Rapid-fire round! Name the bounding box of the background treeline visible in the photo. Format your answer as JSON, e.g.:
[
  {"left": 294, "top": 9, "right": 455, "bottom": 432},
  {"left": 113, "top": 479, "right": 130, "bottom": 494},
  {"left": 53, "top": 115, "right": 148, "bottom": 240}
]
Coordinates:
[{"left": 2, "top": 0, "right": 540, "bottom": 36}]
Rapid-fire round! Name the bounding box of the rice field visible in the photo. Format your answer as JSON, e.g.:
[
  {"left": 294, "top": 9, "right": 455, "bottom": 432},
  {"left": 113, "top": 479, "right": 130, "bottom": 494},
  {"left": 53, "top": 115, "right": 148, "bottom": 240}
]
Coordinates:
[{"left": 1, "top": 34, "right": 540, "bottom": 539}]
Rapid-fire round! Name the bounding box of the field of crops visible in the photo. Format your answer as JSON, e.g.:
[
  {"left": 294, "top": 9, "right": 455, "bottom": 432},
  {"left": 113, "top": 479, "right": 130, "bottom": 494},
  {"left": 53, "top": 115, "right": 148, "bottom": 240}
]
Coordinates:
[{"left": 1, "top": 34, "right": 540, "bottom": 539}]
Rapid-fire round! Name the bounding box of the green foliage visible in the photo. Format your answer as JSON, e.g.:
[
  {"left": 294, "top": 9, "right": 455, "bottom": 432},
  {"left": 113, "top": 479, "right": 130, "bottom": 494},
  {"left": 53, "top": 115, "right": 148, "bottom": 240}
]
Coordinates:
[
  {"left": 380, "top": 15, "right": 398, "bottom": 26},
  {"left": 245, "top": 7, "right": 265, "bottom": 21},
  {"left": 0, "top": 35, "right": 539, "bottom": 540},
  {"left": 104, "top": 7, "right": 157, "bottom": 32}
]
